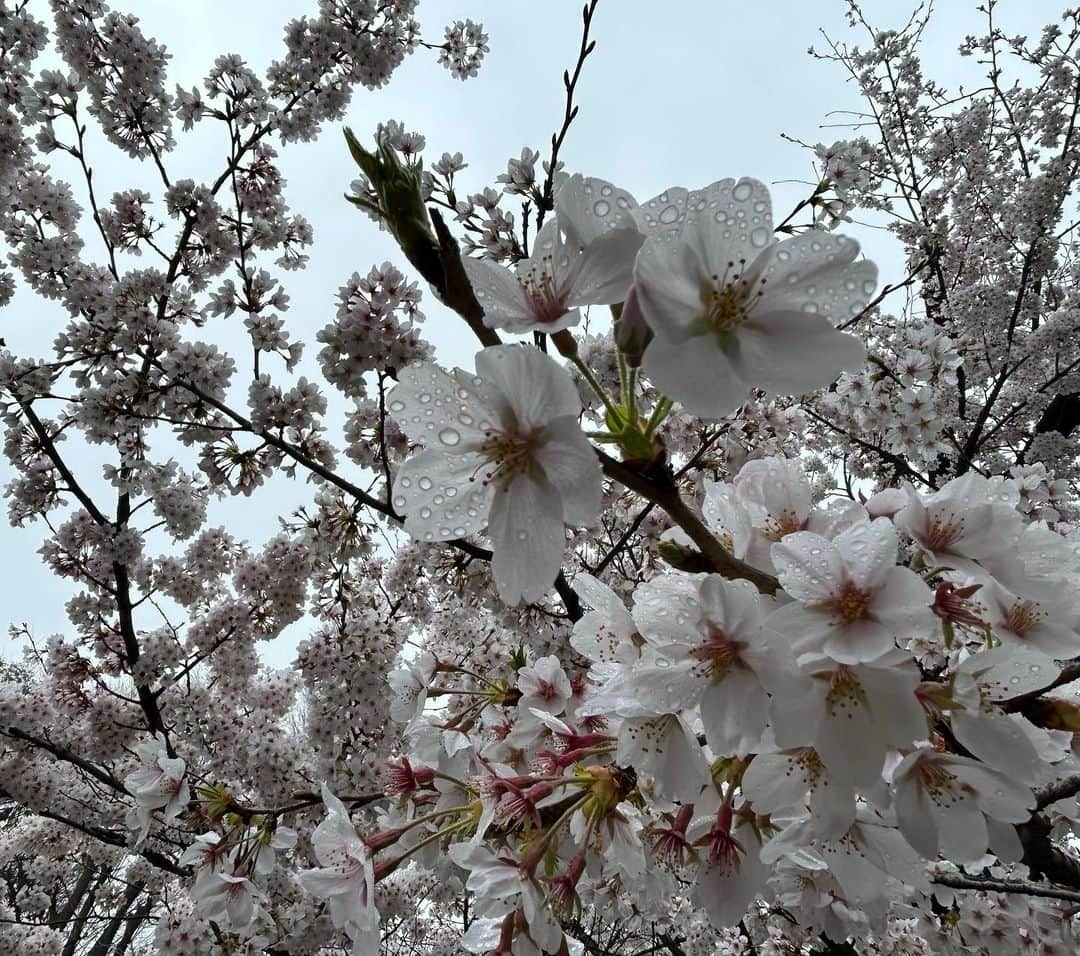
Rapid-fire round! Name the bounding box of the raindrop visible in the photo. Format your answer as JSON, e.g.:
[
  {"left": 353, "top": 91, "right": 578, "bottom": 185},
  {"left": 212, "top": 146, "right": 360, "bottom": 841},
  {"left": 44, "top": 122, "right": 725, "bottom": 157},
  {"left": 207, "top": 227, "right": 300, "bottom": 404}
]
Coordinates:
[
  {"left": 862, "top": 279, "right": 876, "bottom": 295},
  {"left": 516, "top": 529, "right": 528, "bottom": 541},
  {"left": 733, "top": 181, "right": 754, "bottom": 201},
  {"left": 418, "top": 477, "right": 433, "bottom": 491},
  {"left": 419, "top": 506, "right": 432, "bottom": 519},
  {"left": 439, "top": 427, "right": 461, "bottom": 447},
  {"left": 418, "top": 392, "right": 432, "bottom": 404},
  {"left": 750, "top": 226, "right": 770, "bottom": 248},
  {"left": 659, "top": 204, "right": 680, "bottom": 224},
  {"left": 803, "top": 302, "right": 820, "bottom": 313},
  {"left": 600, "top": 184, "right": 613, "bottom": 196},
  {"left": 593, "top": 199, "right": 611, "bottom": 217},
  {"left": 389, "top": 400, "right": 405, "bottom": 412},
  {"left": 393, "top": 495, "right": 406, "bottom": 508}
]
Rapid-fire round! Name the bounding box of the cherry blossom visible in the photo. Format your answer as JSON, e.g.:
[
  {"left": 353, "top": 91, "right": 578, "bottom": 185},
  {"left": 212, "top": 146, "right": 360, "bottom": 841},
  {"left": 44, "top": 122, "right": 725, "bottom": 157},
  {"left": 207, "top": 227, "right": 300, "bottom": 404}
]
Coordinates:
[
  {"left": 123, "top": 738, "right": 190, "bottom": 845},
  {"left": 768, "top": 518, "right": 935, "bottom": 664},
  {"left": 389, "top": 344, "right": 601, "bottom": 603},
  {"left": 633, "top": 177, "right": 876, "bottom": 416},
  {"left": 464, "top": 175, "right": 642, "bottom": 334},
  {"left": 297, "top": 785, "right": 379, "bottom": 951}
]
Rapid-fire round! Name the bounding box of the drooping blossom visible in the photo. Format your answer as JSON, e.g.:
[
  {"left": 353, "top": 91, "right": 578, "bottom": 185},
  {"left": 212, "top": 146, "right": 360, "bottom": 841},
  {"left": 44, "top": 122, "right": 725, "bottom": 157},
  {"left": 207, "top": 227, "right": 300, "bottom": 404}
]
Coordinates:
[
  {"left": 891, "top": 748, "right": 1034, "bottom": 864},
  {"left": 123, "top": 738, "right": 190, "bottom": 845},
  {"left": 297, "top": 784, "right": 379, "bottom": 952}
]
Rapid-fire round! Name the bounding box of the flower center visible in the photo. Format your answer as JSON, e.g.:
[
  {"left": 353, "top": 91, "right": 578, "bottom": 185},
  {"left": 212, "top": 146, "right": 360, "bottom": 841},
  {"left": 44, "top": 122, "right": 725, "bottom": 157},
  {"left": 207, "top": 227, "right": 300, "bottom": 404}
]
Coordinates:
[
  {"left": 829, "top": 582, "right": 871, "bottom": 624},
  {"left": 518, "top": 255, "right": 567, "bottom": 325},
  {"left": 476, "top": 430, "right": 537, "bottom": 488},
  {"left": 924, "top": 511, "right": 964, "bottom": 551},
  {"left": 700, "top": 262, "right": 766, "bottom": 342},
  {"left": 763, "top": 509, "right": 805, "bottom": 542},
  {"left": 689, "top": 624, "right": 742, "bottom": 678},
  {"left": 1003, "top": 599, "right": 1043, "bottom": 636},
  {"left": 824, "top": 666, "right": 867, "bottom": 718}
]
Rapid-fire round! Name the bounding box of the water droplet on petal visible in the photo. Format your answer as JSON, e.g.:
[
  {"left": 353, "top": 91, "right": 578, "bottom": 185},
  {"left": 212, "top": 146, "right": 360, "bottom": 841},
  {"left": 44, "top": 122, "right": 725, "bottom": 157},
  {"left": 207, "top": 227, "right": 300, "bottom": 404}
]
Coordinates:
[
  {"left": 516, "top": 529, "right": 528, "bottom": 541},
  {"left": 862, "top": 279, "right": 876, "bottom": 295},
  {"left": 802, "top": 302, "right": 819, "bottom": 314},
  {"left": 593, "top": 199, "right": 611, "bottom": 216},
  {"left": 732, "top": 181, "right": 754, "bottom": 201},
  {"left": 750, "top": 226, "right": 770, "bottom": 248},
  {"left": 438, "top": 427, "right": 461, "bottom": 447},
  {"left": 419, "top": 477, "right": 433, "bottom": 491},
  {"left": 389, "top": 400, "right": 405, "bottom": 412}
]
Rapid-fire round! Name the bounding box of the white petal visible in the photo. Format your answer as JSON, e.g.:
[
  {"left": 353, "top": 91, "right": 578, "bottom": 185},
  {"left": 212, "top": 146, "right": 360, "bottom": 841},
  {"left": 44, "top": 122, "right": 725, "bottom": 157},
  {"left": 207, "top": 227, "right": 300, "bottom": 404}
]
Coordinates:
[
  {"left": 475, "top": 345, "right": 581, "bottom": 432},
  {"left": 701, "top": 670, "right": 768, "bottom": 756},
  {"left": 756, "top": 230, "right": 876, "bottom": 324},
  {"left": 394, "top": 449, "right": 491, "bottom": 540},
  {"left": 951, "top": 710, "right": 1042, "bottom": 779},
  {"left": 488, "top": 474, "right": 565, "bottom": 605},
  {"left": 682, "top": 177, "right": 773, "bottom": 275},
  {"left": 617, "top": 715, "right": 709, "bottom": 803},
  {"left": 734, "top": 310, "right": 866, "bottom": 395},
  {"left": 389, "top": 361, "right": 491, "bottom": 444},
  {"left": 632, "top": 574, "right": 703, "bottom": 647},
  {"left": 936, "top": 790, "right": 988, "bottom": 864},
  {"left": 463, "top": 257, "right": 534, "bottom": 331},
  {"left": 632, "top": 186, "right": 690, "bottom": 238},
  {"left": 771, "top": 531, "right": 843, "bottom": 602},
  {"left": 697, "top": 576, "right": 762, "bottom": 638},
  {"left": 835, "top": 519, "right": 897, "bottom": 593},
  {"left": 633, "top": 235, "right": 710, "bottom": 343},
  {"left": 533, "top": 416, "right": 602, "bottom": 527},
  {"left": 557, "top": 174, "right": 639, "bottom": 246},
  {"left": 567, "top": 228, "right": 642, "bottom": 306},
  {"left": 642, "top": 333, "right": 750, "bottom": 418},
  {"left": 893, "top": 776, "right": 939, "bottom": 860}
]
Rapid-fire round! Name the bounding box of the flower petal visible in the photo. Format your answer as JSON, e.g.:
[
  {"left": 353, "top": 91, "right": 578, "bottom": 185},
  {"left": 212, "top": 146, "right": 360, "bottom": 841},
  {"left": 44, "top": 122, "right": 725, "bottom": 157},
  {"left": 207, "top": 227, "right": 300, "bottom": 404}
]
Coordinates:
[
  {"left": 633, "top": 236, "right": 710, "bottom": 343},
  {"left": 756, "top": 230, "right": 877, "bottom": 325},
  {"left": 566, "top": 228, "right": 643, "bottom": 306},
  {"left": 488, "top": 473, "right": 565, "bottom": 605},
  {"left": 533, "top": 416, "right": 602, "bottom": 527},
  {"left": 734, "top": 309, "right": 866, "bottom": 395},
  {"left": 642, "top": 333, "right": 750, "bottom": 418},
  {"left": 394, "top": 449, "right": 491, "bottom": 540},
  {"left": 475, "top": 345, "right": 581, "bottom": 432}
]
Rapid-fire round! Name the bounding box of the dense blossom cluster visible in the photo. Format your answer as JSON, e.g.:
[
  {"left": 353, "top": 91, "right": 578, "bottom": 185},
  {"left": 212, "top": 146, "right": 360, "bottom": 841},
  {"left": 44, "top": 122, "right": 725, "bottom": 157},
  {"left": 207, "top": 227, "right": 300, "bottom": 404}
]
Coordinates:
[{"left": 2, "top": 1, "right": 1080, "bottom": 955}]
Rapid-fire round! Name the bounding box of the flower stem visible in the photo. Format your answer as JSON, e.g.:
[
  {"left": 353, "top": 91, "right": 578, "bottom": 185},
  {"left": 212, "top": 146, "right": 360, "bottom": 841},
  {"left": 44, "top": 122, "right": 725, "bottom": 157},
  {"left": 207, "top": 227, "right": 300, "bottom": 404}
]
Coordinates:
[{"left": 571, "top": 355, "right": 621, "bottom": 421}]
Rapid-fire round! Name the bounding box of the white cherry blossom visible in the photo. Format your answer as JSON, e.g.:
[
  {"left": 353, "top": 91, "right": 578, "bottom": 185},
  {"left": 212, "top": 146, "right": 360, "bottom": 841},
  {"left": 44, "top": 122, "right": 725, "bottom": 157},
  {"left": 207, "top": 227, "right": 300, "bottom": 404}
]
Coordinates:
[
  {"left": 390, "top": 345, "right": 601, "bottom": 604},
  {"left": 297, "top": 784, "right": 379, "bottom": 952},
  {"left": 123, "top": 738, "right": 190, "bottom": 846},
  {"left": 464, "top": 174, "right": 642, "bottom": 334},
  {"left": 769, "top": 651, "right": 928, "bottom": 787},
  {"left": 632, "top": 178, "right": 875, "bottom": 416},
  {"left": 768, "top": 518, "right": 934, "bottom": 664},
  {"left": 891, "top": 748, "right": 1034, "bottom": 864},
  {"left": 588, "top": 573, "right": 789, "bottom": 756}
]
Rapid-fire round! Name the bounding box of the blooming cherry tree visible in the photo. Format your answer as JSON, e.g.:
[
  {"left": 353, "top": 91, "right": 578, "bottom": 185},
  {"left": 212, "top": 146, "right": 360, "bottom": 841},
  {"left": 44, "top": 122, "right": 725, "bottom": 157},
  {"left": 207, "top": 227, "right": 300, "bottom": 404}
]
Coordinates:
[{"left": 3, "top": 1, "right": 1080, "bottom": 955}]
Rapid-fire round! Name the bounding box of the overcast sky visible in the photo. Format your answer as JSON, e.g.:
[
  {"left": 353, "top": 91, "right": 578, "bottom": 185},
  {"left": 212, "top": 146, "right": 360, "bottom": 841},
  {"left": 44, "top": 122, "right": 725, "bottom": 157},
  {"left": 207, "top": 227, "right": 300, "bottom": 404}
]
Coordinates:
[{"left": 1, "top": 0, "right": 1054, "bottom": 667}]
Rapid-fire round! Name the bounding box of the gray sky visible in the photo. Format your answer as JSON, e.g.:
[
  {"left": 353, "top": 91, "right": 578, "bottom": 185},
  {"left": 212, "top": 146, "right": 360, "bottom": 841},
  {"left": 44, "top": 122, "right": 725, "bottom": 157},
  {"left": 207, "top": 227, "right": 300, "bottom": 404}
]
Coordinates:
[{"left": 1, "top": 0, "right": 1054, "bottom": 667}]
